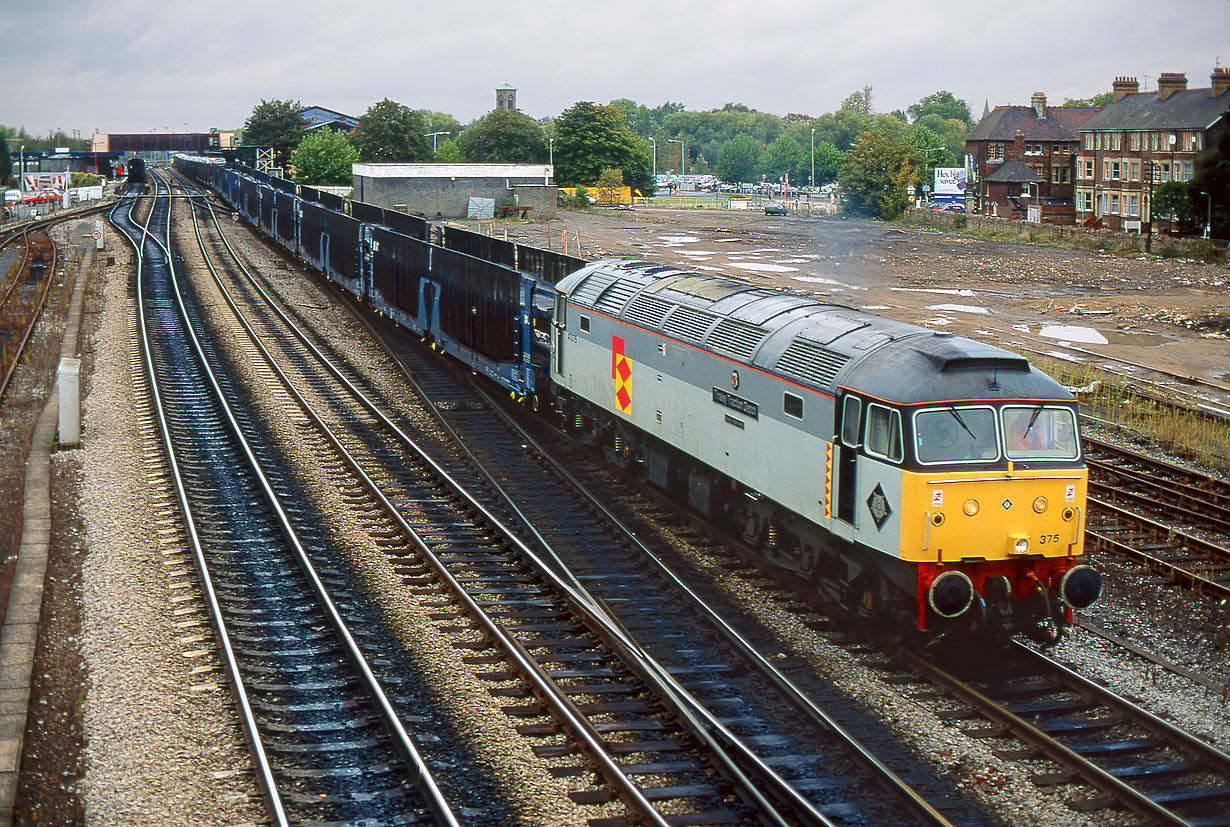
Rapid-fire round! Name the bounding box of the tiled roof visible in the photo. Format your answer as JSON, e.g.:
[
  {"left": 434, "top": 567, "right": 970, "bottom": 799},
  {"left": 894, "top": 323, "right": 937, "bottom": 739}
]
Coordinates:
[
  {"left": 966, "top": 106, "right": 1100, "bottom": 142},
  {"left": 985, "top": 159, "right": 1043, "bottom": 183},
  {"left": 1079, "top": 88, "right": 1229, "bottom": 132}
]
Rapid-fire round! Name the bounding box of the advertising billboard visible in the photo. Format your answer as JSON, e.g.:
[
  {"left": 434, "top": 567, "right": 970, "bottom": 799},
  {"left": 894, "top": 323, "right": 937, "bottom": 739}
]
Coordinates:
[
  {"left": 933, "top": 167, "right": 965, "bottom": 203},
  {"left": 22, "top": 171, "right": 70, "bottom": 204}
]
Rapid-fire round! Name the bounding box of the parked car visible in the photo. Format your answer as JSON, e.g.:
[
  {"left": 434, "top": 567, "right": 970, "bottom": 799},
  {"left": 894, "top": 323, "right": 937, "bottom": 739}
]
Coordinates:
[{"left": 764, "top": 201, "right": 787, "bottom": 215}]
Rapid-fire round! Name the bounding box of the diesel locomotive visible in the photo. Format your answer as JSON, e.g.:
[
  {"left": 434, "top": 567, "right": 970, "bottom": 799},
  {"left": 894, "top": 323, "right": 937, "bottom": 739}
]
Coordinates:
[{"left": 173, "top": 156, "right": 1101, "bottom": 646}]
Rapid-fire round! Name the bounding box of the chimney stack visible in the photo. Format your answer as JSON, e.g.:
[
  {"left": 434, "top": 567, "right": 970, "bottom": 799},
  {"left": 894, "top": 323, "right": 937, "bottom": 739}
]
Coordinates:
[
  {"left": 1213, "top": 67, "right": 1230, "bottom": 97},
  {"left": 1112, "top": 76, "right": 1139, "bottom": 101},
  {"left": 1157, "top": 72, "right": 1188, "bottom": 100},
  {"left": 1031, "top": 92, "right": 1047, "bottom": 118}
]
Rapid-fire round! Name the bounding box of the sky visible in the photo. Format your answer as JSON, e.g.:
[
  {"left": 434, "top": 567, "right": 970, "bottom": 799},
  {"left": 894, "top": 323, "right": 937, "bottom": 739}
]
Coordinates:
[{"left": 3, "top": 0, "right": 1228, "bottom": 139}]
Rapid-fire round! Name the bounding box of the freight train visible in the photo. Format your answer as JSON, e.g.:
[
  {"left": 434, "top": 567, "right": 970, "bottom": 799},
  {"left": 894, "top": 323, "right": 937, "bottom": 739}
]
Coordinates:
[{"left": 173, "top": 155, "right": 1101, "bottom": 647}]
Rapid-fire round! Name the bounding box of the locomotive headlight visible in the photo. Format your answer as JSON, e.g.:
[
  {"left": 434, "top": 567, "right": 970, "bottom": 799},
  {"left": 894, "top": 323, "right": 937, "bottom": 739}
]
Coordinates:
[
  {"left": 962, "top": 499, "right": 980, "bottom": 516},
  {"left": 1033, "top": 496, "right": 1048, "bottom": 513},
  {"left": 1013, "top": 537, "right": 1030, "bottom": 554}
]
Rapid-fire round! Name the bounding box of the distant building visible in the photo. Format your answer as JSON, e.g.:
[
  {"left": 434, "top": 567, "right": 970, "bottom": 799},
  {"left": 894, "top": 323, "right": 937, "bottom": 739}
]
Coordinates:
[
  {"left": 1075, "top": 69, "right": 1229, "bottom": 234},
  {"left": 965, "top": 93, "right": 1101, "bottom": 222},
  {"left": 303, "top": 106, "right": 360, "bottom": 132},
  {"left": 496, "top": 83, "right": 517, "bottom": 112},
  {"left": 352, "top": 163, "right": 555, "bottom": 220}
]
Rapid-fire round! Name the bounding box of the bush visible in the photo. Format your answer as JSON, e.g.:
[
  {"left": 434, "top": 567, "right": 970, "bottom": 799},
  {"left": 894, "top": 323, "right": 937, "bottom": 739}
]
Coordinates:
[{"left": 1188, "top": 239, "right": 1223, "bottom": 264}]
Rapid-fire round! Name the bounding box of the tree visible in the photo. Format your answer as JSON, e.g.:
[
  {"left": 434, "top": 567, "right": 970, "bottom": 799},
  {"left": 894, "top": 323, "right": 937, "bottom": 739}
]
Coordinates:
[
  {"left": 762, "top": 134, "right": 806, "bottom": 184},
  {"left": 1153, "top": 181, "right": 1198, "bottom": 232},
  {"left": 812, "top": 140, "right": 843, "bottom": 184},
  {"left": 0, "top": 139, "right": 10, "bottom": 187},
  {"left": 594, "top": 168, "right": 625, "bottom": 206},
  {"left": 458, "top": 108, "right": 547, "bottom": 163},
  {"left": 420, "top": 111, "right": 462, "bottom": 143},
  {"left": 1191, "top": 130, "right": 1230, "bottom": 238},
  {"left": 553, "top": 101, "right": 652, "bottom": 193},
  {"left": 912, "top": 113, "right": 969, "bottom": 161},
  {"left": 351, "top": 99, "right": 430, "bottom": 163},
  {"left": 1063, "top": 92, "right": 1114, "bottom": 108},
  {"left": 242, "top": 99, "right": 306, "bottom": 168},
  {"left": 433, "top": 138, "right": 464, "bottom": 163},
  {"left": 715, "top": 134, "right": 761, "bottom": 183},
  {"left": 841, "top": 86, "right": 874, "bottom": 116},
  {"left": 908, "top": 124, "right": 957, "bottom": 191},
  {"left": 907, "top": 90, "right": 972, "bottom": 126},
  {"left": 839, "top": 121, "right": 917, "bottom": 219},
  {"left": 289, "top": 128, "right": 359, "bottom": 185}
]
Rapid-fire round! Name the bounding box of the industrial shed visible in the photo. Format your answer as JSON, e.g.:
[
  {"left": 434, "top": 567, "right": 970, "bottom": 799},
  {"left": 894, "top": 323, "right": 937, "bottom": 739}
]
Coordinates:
[{"left": 352, "top": 163, "right": 557, "bottom": 220}]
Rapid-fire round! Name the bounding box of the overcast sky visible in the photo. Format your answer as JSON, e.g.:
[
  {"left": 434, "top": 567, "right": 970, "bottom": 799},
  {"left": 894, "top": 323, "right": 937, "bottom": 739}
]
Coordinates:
[{"left": 4, "top": 0, "right": 1228, "bottom": 138}]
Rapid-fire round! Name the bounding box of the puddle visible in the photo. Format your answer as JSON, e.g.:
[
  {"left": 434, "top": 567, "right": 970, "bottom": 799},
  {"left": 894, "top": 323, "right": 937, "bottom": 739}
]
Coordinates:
[
  {"left": 925, "top": 318, "right": 953, "bottom": 326},
  {"left": 927, "top": 304, "right": 991, "bottom": 315},
  {"left": 1038, "top": 325, "right": 1108, "bottom": 345},
  {"left": 863, "top": 304, "right": 891, "bottom": 310},
  {"left": 893, "top": 287, "right": 977, "bottom": 297},
  {"left": 678, "top": 250, "right": 719, "bottom": 257},
  {"left": 729, "top": 262, "right": 799, "bottom": 273},
  {"left": 793, "top": 276, "right": 843, "bottom": 286},
  {"left": 1102, "top": 330, "right": 1173, "bottom": 347},
  {"left": 658, "top": 235, "right": 700, "bottom": 244}
]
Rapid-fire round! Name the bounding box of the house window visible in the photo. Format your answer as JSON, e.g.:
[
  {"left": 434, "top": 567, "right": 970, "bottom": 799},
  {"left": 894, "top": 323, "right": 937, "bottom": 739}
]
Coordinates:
[
  {"left": 1111, "top": 161, "right": 1121, "bottom": 180},
  {"left": 1062, "top": 167, "right": 1071, "bottom": 184},
  {"left": 1129, "top": 161, "right": 1140, "bottom": 182},
  {"left": 1110, "top": 193, "right": 1120, "bottom": 214},
  {"left": 1052, "top": 166, "right": 1062, "bottom": 183},
  {"left": 1159, "top": 162, "right": 1171, "bottom": 183},
  {"left": 1129, "top": 133, "right": 1141, "bottom": 151},
  {"left": 1196, "top": 133, "right": 1203, "bottom": 152},
  {"left": 1112, "top": 133, "right": 1121, "bottom": 150},
  {"left": 1081, "top": 190, "right": 1093, "bottom": 211},
  {"left": 1129, "top": 195, "right": 1139, "bottom": 217},
  {"left": 1082, "top": 159, "right": 1094, "bottom": 179}
]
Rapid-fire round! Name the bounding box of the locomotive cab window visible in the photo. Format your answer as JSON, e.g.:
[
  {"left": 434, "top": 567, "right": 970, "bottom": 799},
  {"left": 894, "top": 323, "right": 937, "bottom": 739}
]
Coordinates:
[
  {"left": 914, "top": 406, "right": 999, "bottom": 464},
  {"left": 840, "top": 396, "right": 861, "bottom": 446},
  {"left": 783, "top": 393, "right": 804, "bottom": 419},
  {"left": 1002, "top": 405, "right": 1079, "bottom": 460},
  {"left": 579, "top": 315, "right": 591, "bottom": 333},
  {"left": 865, "top": 404, "right": 902, "bottom": 462}
]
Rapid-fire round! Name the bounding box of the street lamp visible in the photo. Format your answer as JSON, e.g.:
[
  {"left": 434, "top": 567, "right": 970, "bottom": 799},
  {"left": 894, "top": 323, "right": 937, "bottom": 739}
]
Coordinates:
[
  {"left": 648, "top": 137, "right": 656, "bottom": 181},
  {"left": 810, "top": 128, "right": 815, "bottom": 187},
  {"left": 668, "top": 138, "right": 684, "bottom": 176},
  {"left": 1200, "top": 190, "right": 1211, "bottom": 239},
  {"left": 549, "top": 137, "right": 554, "bottom": 167},
  {"left": 424, "top": 131, "right": 450, "bottom": 153}
]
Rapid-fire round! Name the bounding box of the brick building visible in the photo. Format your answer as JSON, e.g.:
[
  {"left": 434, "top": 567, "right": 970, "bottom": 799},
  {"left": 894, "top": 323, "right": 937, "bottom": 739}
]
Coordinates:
[
  {"left": 1074, "top": 69, "right": 1230, "bottom": 233},
  {"left": 965, "top": 93, "right": 1101, "bottom": 222}
]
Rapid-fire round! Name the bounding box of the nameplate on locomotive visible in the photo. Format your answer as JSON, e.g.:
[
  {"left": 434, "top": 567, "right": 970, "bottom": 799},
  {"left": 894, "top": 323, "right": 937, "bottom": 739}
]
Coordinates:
[{"left": 712, "top": 387, "right": 759, "bottom": 420}]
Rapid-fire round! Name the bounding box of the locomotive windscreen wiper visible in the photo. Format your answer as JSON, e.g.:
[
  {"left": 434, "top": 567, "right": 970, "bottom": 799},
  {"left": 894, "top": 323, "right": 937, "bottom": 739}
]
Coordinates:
[
  {"left": 947, "top": 406, "right": 976, "bottom": 439},
  {"left": 1024, "top": 404, "right": 1043, "bottom": 436}
]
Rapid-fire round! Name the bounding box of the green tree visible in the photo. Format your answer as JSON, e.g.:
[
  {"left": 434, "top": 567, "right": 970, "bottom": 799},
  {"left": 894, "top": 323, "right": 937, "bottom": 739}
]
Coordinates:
[
  {"left": 763, "top": 134, "right": 806, "bottom": 184},
  {"left": 458, "top": 108, "right": 547, "bottom": 163},
  {"left": 912, "top": 113, "right": 969, "bottom": 161},
  {"left": 715, "top": 134, "right": 762, "bottom": 183},
  {"left": 907, "top": 90, "right": 973, "bottom": 126},
  {"left": 1153, "top": 181, "right": 1199, "bottom": 232},
  {"left": 908, "top": 124, "right": 957, "bottom": 192},
  {"left": 433, "top": 138, "right": 464, "bottom": 163},
  {"left": 841, "top": 86, "right": 874, "bottom": 116},
  {"left": 1192, "top": 130, "right": 1230, "bottom": 238},
  {"left": 421, "top": 111, "right": 462, "bottom": 144},
  {"left": 594, "top": 168, "right": 625, "bottom": 206},
  {"left": 242, "top": 99, "right": 306, "bottom": 168},
  {"left": 553, "top": 101, "right": 652, "bottom": 193},
  {"left": 812, "top": 140, "right": 843, "bottom": 184},
  {"left": 839, "top": 121, "right": 917, "bottom": 219},
  {"left": 1062, "top": 92, "right": 1114, "bottom": 108},
  {"left": 351, "top": 99, "right": 430, "bottom": 163},
  {"left": 289, "top": 128, "right": 359, "bottom": 185},
  {"left": 0, "top": 139, "right": 11, "bottom": 187}
]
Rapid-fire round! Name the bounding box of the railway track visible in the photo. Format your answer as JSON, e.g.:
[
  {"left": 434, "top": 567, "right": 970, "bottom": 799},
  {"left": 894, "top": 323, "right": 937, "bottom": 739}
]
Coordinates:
[
  {"left": 171, "top": 170, "right": 969, "bottom": 825},
  {"left": 0, "top": 224, "right": 57, "bottom": 402},
  {"left": 895, "top": 642, "right": 1230, "bottom": 825},
  {"left": 112, "top": 171, "right": 457, "bottom": 825},
  {"left": 1084, "top": 434, "right": 1230, "bottom": 599}
]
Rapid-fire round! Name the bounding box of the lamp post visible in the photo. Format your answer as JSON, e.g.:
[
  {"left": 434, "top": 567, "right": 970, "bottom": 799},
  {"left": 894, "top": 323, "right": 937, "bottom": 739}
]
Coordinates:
[
  {"left": 424, "top": 131, "right": 450, "bottom": 153},
  {"left": 668, "top": 138, "right": 684, "bottom": 176},
  {"left": 648, "top": 137, "right": 656, "bottom": 182},
  {"left": 810, "top": 128, "right": 816, "bottom": 188},
  {"left": 1200, "top": 190, "right": 1211, "bottom": 239},
  {"left": 549, "top": 137, "right": 554, "bottom": 167}
]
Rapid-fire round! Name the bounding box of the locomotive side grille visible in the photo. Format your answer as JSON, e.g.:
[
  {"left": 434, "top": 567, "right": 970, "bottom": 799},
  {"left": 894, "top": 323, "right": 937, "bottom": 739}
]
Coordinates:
[
  {"left": 708, "top": 318, "right": 767, "bottom": 359},
  {"left": 593, "top": 280, "right": 640, "bottom": 314},
  {"left": 776, "top": 338, "right": 849, "bottom": 388},
  {"left": 661, "top": 306, "right": 717, "bottom": 342},
  {"left": 623, "top": 294, "right": 674, "bottom": 328}
]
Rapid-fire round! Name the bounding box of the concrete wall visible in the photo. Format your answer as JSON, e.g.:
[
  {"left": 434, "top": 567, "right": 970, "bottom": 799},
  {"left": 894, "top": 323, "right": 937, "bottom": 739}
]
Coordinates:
[{"left": 353, "top": 164, "right": 555, "bottom": 219}]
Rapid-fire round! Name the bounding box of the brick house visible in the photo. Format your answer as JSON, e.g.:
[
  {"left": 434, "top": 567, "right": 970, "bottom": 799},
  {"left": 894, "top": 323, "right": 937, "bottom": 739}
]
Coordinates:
[
  {"left": 965, "top": 93, "right": 1101, "bottom": 222},
  {"left": 1074, "top": 69, "right": 1230, "bottom": 233}
]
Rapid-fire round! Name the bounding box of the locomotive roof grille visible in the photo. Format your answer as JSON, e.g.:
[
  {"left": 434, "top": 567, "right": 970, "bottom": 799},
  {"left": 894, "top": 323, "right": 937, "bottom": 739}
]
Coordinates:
[
  {"left": 623, "top": 293, "right": 674, "bottom": 327},
  {"left": 661, "top": 305, "right": 718, "bottom": 342},
  {"left": 775, "top": 338, "right": 850, "bottom": 389},
  {"left": 593, "top": 280, "right": 641, "bottom": 314},
  {"left": 572, "top": 272, "right": 620, "bottom": 305},
  {"left": 708, "top": 318, "right": 768, "bottom": 359}
]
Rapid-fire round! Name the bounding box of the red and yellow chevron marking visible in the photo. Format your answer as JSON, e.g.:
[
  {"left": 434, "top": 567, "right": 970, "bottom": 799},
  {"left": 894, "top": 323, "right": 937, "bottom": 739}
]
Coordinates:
[
  {"left": 824, "top": 441, "right": 833, "bottom": 519},
  {"left": 612, "top": 335, "right": 632, "bottom": 414}
]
